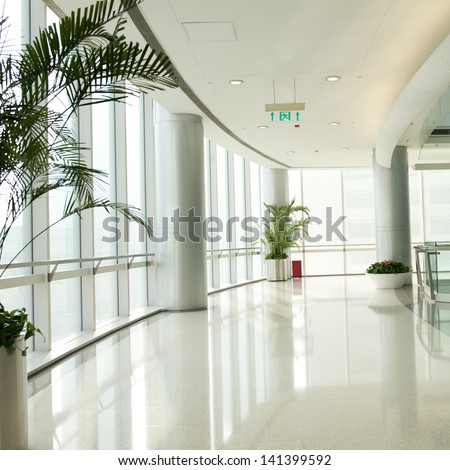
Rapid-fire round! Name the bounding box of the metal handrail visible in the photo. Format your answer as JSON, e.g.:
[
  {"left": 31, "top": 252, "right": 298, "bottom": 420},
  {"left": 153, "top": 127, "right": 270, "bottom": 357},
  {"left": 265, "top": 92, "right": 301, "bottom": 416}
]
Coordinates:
[
  {"left": 0, "top": 253, "right": 155, "bottom": 287},
  {"left": 0, "top": 253, "right": 154, "bottom": 271},
  {"left": 412, "top": 245, "right": 450, "bottom": 302},
  {"left": 207, "top": 247, "right": 262, "bottom": 259}
]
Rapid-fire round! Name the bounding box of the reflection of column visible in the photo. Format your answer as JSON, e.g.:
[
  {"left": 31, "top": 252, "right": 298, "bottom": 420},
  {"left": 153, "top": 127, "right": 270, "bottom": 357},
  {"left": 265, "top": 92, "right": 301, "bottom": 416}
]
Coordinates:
[
  {"left": 159, "top": 312, "right": 211, "bottom": 448},
  {"left": 379, "top": 307, "right": 417, "bottom": 431},
  {"left": 113, "top": 331, "right": 133, "bottom": 449},
  {"left": 97, "top": 334, "right": 124, "bottom": 449},
  {"left": 154, "top": 110, "right": 207, "bottom": 310},
  {"left": 209, "top": 284, "right": 297, "bottom": 448},
  {"left": 264, "top": 284, "right": 295, "bottom": 399}
]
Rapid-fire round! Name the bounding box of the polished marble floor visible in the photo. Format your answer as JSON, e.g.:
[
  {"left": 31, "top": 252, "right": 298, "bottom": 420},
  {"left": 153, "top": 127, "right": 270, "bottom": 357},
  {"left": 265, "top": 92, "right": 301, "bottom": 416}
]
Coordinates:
[{"left": 27, "top": 276, "right": 450, "bottom": 449}]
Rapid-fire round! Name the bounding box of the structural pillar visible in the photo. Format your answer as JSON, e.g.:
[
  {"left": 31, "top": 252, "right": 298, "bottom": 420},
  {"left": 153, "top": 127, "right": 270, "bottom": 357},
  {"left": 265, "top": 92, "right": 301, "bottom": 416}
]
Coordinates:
[
  {"left": 262, "top": 168, "right": 289, "bottom": 206},
  {"left": 373, "top": 146, "right": 411, "bottom": 266},
  {"left": 154, "top": 111, "right": 207, "bottom": 310}
]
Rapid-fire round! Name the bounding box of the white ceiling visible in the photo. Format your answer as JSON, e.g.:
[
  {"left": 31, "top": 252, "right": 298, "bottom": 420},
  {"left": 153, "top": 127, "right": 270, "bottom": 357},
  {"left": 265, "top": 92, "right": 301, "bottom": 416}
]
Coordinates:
[{"left": 55, "top": 0, "right": 450, "bottom": 168}]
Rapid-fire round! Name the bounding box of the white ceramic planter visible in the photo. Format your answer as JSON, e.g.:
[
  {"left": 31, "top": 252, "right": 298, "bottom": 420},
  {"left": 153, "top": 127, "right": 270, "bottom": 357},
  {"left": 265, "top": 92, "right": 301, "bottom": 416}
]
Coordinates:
[
  {"left": 0, "top": 336, "right": 28, "bottom": 450},
  {"left": 366, "top": 272, "right": 410, "bottom": 289},
  {"left": 266, "top": 259, "right": 289, "bottom": 281}
]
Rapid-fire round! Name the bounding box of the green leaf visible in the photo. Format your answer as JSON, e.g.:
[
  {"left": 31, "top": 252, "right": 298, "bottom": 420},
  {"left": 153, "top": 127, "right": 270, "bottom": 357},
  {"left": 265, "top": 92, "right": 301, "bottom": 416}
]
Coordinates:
[
  {"left": 0, "top": 303, "right": 44, "bottom": 352},
  {"left": 261, "top": 199, "right": 310, "bottom": 260},
  {"left": 0, "top": 0, "right": 177, "bottom": 261}
]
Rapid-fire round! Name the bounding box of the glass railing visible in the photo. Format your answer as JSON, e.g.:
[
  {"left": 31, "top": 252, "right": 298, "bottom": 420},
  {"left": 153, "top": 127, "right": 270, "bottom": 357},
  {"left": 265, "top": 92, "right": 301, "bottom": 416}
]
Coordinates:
[{"left": 415, "top": 242, "right": 450, "bottom": 301}]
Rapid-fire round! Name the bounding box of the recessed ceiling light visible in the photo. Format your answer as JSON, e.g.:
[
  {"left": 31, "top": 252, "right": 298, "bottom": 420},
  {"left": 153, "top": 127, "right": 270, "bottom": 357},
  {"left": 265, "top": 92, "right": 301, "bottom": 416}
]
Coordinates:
[
  {"left": 326, "top": 75, "right": 341, "bottom": 82},
  {"left": 229, "top": 79, "right": 244, "bottom": 85},
  {"left": 258, "top": 125, "right": 269, "bottom": 129},
  {"left": 287, "top": 150, "right": 296, "bottom": 154},
  {"left": 340, "top": 147, "right": 349, "bottom": 151},
  {"left": 329, "top": 121, "right": 340, "bottom": 126}
]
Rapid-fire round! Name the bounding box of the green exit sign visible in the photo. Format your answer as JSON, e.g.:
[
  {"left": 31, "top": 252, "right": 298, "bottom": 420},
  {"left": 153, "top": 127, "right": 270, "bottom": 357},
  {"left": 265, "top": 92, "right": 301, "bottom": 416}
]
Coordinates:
[
  {"left": 265, "top": 102, "right": 305, "bottom": 122},
  {"left": 270, "top": 111, "right": 301, "bottom": 122}
]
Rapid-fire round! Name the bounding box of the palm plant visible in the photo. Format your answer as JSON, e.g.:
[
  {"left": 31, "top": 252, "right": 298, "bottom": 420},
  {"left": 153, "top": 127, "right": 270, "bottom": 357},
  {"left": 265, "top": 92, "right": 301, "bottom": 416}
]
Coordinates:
[
  {"left": 262, "top": 199, "right": 309, "bottom": 260},
  {"left": 0, "top": 0, "right": 178, "bottom": 265}
]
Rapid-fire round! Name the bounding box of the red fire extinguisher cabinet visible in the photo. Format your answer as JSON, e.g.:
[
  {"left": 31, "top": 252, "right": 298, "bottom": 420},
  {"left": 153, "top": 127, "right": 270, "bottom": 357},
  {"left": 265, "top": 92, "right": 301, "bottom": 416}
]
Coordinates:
[{"left": 292, "top": 260, "right": 302, "bottom": 278}]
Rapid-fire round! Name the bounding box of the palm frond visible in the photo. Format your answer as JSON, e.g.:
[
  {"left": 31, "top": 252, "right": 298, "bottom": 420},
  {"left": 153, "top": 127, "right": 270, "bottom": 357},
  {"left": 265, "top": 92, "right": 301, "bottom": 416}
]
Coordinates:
[
  {"left": 261, "top": 199, "right": 310, "bottom": 259},
  {"left": 18, "top": 0, "right": 177, "bottom": 109},
  {"left": 0, "top": 0, "right": 178, "bottom": 263}
]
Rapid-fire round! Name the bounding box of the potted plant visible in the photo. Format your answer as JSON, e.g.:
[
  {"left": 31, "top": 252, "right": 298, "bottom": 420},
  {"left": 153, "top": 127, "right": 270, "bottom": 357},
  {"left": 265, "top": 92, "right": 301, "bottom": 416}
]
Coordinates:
[
  {"left": 261, "top": 199, "right": 309, "bottom": 281},
  {"left": 0, "top": 304, "right": 43, "bottom": 449},
  {"left": 0, "top": 0, "right": 177, "bottom": 449},
  {"left": 365, "top": 259, "right": 412, "bottom": 289}
]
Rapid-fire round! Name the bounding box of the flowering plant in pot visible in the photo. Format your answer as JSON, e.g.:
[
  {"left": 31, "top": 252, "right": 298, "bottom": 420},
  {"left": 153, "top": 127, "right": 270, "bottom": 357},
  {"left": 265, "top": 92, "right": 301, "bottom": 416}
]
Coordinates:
[{"left": 365, "top": 260, "right": 411, "bottom": 288}]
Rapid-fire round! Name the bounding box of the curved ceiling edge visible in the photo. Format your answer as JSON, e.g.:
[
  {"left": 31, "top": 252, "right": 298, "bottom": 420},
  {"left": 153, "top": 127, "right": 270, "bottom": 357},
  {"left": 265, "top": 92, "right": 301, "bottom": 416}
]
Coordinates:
[
  {"left": 375, "top": 34, "right": 450, "bottom": 169},
  {"left": 127, "top": 6, "right": 290, "bottom": 169}
]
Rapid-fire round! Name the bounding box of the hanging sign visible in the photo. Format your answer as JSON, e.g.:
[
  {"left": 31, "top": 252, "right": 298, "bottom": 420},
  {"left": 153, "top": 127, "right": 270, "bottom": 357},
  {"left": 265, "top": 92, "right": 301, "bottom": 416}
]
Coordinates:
[{"left": 265, "top": 102, "right": 305, "bottom": 123}]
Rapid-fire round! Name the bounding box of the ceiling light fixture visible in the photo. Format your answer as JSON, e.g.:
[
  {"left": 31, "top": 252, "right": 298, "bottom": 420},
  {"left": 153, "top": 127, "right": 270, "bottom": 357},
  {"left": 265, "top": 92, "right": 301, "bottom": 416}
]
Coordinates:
[
  {"left": 329, "top": 121, "right": 340, "bottom": 126},
  {"left": 229, "top": 79, "right": 244, "bottom": 85},
  {"left": 258, "top": 125, "right": 269, "bottom": 129},
  {"left": 326, "top": 75, "right": 341, "bottom": 82},
  {"left": 340, "top": 147, "right": 349, "bottom": 151}
]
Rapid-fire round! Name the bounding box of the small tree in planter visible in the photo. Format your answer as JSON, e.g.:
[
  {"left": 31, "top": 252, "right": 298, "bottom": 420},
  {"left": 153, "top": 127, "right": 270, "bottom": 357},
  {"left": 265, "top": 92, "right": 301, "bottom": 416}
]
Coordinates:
[
  {"left": 0, "top": 0, "right": 178, "bottom": 449},
  {"left": 261, "top": 199, "right": 309, "bottom": 281},
  {"left": 0, "top": 304, "right": 44, "bottom": 449}
]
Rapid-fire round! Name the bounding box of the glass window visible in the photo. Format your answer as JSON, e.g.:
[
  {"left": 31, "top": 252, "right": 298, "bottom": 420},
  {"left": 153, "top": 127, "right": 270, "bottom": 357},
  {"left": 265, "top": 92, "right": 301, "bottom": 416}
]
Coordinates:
[
  {"left": 288, "top": 170, "right": 302, "bottom": 205},
  {"left": 51, "top": 279, "right": 82, "bottom": 343},
  {"left": 409, "top": 170, "right": 423, "bottom": 244},
  {"left": 342, "top": 168, "right": 375, "bottom": 245},
  {"left": 234, "top": 154, "right": 247, "bottom": 281},
  {"left": 217, "top": 145, "right": 230, "bottom": 284},
  {"left": 92, "top": 101, "right": 119, "bottom": 323},
  {"left": 0, "top": 0, "right": 28, "bottom": 264},
  {"left": 2, "top": 2, "right": 22, "bottom": 51},
  {"left": 126, "top": 94, "right": 148, "bottom": 310},
  {"left": 47, "top": 7, "right": 82, "bottom": 341},
  {"left": 423, "top": 171, "right": 450, "bottom": 242},
  {"left": 93, "top": 102, "right": 117, "bottom": 256},
  {"left": 302, "top": 169, "right": 343, "bottom": 247}
]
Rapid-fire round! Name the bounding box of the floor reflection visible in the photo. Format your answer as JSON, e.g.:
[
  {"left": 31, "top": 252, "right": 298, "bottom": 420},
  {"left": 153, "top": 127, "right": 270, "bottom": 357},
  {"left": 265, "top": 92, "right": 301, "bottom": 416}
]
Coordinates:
[{"left": 28, "top": 276, "right": 450, "bottom": 449}]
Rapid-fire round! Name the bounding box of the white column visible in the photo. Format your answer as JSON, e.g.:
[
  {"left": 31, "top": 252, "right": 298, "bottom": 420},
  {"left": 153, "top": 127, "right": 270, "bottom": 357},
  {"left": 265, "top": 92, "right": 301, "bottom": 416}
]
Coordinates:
[
  {"left": 154, "top": 110, "right": 207, "bottom": 310},
  {"left": 373, "top": 146, "right": 411, "bottom": 266},
  {"left": 262, "top": 168, "right": 289, "bottom": 206},
  {"left": 208, "top": 143, "right": 221, "bottom": 288}
]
